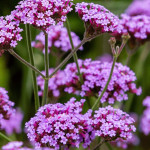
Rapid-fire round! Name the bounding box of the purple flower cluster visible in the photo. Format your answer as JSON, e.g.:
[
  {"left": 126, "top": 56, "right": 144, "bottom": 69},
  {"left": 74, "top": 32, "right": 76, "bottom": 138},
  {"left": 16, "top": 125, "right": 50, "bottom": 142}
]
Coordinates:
[
  {"left": 75, "top": 2, "right": 121, "bottom": 37},
  {"left": 32, "top": 25, "right": 83, "bottom": 53},
  {"left": 1, "top": 109, "right": 23, "bottom": 135},
  {"left": 37, "top": 59, "right": 142, "bottom": 104},
  {"left": 140, "top": 96, "right": 150, "bottom": 135},
  {"left": 11, "top": 0, "right": 73, "bottom": 32},
  {"left": 119, "top": 14, "right": 150, "bottom": 41},
  {"left": 26, "top": 100, "right": 136, "bottom": 149},
  {"left": 125, "top": 0, "right": 150, "bottom": 16},
  {"left": 0, "top": 87, "right": 15, "bottom": 125},
  {"left": 93, "top": 106, "right": 136, "bottom": 141},
  {"left": 0, "top": 16, "right": 23, "bottom": 55},
  {"left": 25, "top": 98, "right": 94, "bottom": 149},
  {"left": 37, "top": 69, "right": 66, "bottom": 99},
  {"left": 111, "top": 134, "right": 140, "bottom": 149}
]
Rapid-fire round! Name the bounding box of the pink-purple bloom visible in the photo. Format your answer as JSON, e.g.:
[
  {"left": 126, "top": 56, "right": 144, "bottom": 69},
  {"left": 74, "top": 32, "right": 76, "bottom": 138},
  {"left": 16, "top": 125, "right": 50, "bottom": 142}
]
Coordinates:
[
  {"left": 25, "top": 98, "right": 94, "bottom": 149},
  {"left": 125, "top": 0, "right": 150, "bottom": 16},
  {"left": 114, "top": 14, "right": 150, "bottom": 45},
  {"left": 0, "top": 16, "right": 23, "bottom": 54},
  {"left": 11, "top": 0, "right": 73, "bottom": 32},
  {"left": 32, "top": 25, "right": 83, "bottom": 53},
  {"left": 75, "top": 2, "right": 121, "bottom": 38},
  {"left": 37, "top": 59, "right": 141, "bottom": 104},
  {"left": 93, "top": 106, "right": 136, "bottom": 141},
  {"left": 111, "top": 134, "right": 140, "bottom": 149},
  {"left": 1, "top": 109, "right": 23, "bottom": 135},
  {"left": 0, "top": 87, "right": 15, "bottom": 125}
]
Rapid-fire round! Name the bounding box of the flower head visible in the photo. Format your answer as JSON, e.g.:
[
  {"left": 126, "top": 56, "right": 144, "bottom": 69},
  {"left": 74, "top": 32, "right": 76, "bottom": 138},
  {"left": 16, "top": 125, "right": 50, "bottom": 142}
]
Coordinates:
[
  {"left": 12, "top": 0, "right": 73, "bottom": 32},
  {"left": 75, "top": 2, "right": 121, "bottom": 39},
  {"left": 0, "top": 87, "right": 15, "bottom": 125},
  {"left": 143, "top": 96, "right": 150, "bottom": 108},
  {"left": 114, "top": 14, "right": 150, "bottom": 46},
  {"left": 0, "top": 16, "right": 23, "bottom": 54},
  {"left": 125, "top": 0, "right": 150, "bottom": 16},
  {"left": 37, "top": 59, "right": 141, "bottom": 104},
  {"left": 93, "top": 106, "right": 136, "bottom": 141},
  {"left": 32, "top": 25, "right": 83, "bottom": 53},
  {"left": 25, "top": 98, "right": 94, "bottom": 149}
]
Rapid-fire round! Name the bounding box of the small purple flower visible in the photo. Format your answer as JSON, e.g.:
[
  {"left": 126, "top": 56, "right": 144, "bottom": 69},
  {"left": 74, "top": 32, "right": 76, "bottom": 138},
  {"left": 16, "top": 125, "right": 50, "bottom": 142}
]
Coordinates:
[
  {"left": 0, "top": 87, "right": 15, "bottom": 127},
  {"left": 11, "top": 0, "right": 73, "bottom": 32},
  {"left": 25, "top": 98, "right": 93, "bottom": 149},
  {"left": 32, "top": 25, "right": 83, "bottom": 53},
  {"left": 93, "top": 106, "right": 136, "bottom": 141}
]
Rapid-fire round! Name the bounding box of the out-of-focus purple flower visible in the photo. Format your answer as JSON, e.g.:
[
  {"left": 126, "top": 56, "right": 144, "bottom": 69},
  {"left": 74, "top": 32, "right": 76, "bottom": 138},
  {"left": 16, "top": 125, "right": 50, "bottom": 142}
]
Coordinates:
[
  {"left": 11, "top": 0, "right": 73, "bottom": 32},
  {"left": 0, "top": 87, "right": 15, "bottom": 126},
  {"left": 37, "top": 59, "right": 142, "bottom": 104},
  {"left": 75, "top": 2, "right": 121, "bottom": 38},
  {"left": 97, "top": 53, "right": 113, "bottom": 63},
  {"left": 32, "top": 25, "right": 83, "bottom": 53},
  {"left": 25, "top": 98, "right": 94, "bottom": 149},
  {"left": 143, "top": 96, "right": 150, "bottom": 107},
  {"left": 111, "top": 134, "right": 140, "bottom": 149},
  {"left": 93, "top": 106, "right": 136, "bottom": 141},
  {"left": 114, "top": 14, "right": 150, "bottom": 46},
  {"left": 0, "top": 16, "right": 23, "bottom": 54},
  {"left": 1, "top": 141, "right": 32, "bottom": 150},
  {"left": 140, "top": 96, "right": 150, "bottom": 135},
  {"left": 1, "top": 109, "right": 23, "bottom": 135},
  {"left": 125, "top": 0, "right": 150, "bottom": 16}
]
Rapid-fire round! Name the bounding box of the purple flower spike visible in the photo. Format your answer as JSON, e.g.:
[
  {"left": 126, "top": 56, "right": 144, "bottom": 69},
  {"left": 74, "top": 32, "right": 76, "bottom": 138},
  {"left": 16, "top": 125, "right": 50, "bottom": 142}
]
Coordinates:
[
  {"left": 93, "top": 106, "right": 136, "bottom": 141},
  {"left": 0, "top": 87, "right": 15, "bottom": 126},
  {"left": 12, "top": 0, "right": 73, "bottom": 32},
  {"left": 0, "top": 16, "right": 23, "bottom": 54},
  {"left": 25, "top": 98, "right": 94, "bottom": 149},
  {"left": 32, "top": 25, "right": 83, "bottom": 53},
  {"left": 75, "top": 2, "right": 121, "bottom": 38}
]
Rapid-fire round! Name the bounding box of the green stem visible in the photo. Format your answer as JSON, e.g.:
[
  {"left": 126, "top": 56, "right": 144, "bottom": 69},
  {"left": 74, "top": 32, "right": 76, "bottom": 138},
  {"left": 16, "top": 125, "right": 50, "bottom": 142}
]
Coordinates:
[
  {"left": 105, "top": 142, "right": 114, "bottom": 150},
  {"left": 48, "top": 38, "right": 87, "bottom": 79},
  {"left": 8, "top": 49, "right": 45, "bottom": 78},
  {"left": 0, "top": 132, "right": 12, "bottom": 142},
  {"left": 42, "top": 33, "right": 49, "bottom": 106},
  {"left": 25, "top": 24, "right": 40, "bottom": 111},
  {"left": 92, "top": 56, "right": 117, "bottom": 110},
  {"left": 66, "top": 18, "right": 83, "bottom": 83},
  {"left": 93, "top": 139, "right": 106, "bottom": 150}
]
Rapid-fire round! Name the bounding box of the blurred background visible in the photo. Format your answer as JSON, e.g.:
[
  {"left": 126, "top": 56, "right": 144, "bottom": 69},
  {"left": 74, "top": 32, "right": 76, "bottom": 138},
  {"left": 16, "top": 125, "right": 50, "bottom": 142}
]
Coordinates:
[{"left": 0, "top": 0, "right": 150, "bottom": 149}]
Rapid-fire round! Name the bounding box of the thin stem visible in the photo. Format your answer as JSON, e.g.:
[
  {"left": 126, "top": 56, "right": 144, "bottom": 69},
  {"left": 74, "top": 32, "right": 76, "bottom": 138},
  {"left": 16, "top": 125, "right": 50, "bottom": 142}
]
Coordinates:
[
  {"left": 0, "top": 132, "right": 12, "bottom": 142},
  {"left": 7, "top": 49, "right": 45, "bottom": 78},
  {"left": 48, "top": 38, "right": 87, "bottom": 79},
  {"left": 66, "top": 18, "right": 83, "bottom": 83},
  {"left": 105, "top": 142, "right": 114, "bottom": 150},
  {"left": 42, "top": 33, "right": 49, "bottom": 106},
  {"left": 92, "top": 56, "right": 117, "bottom": 110},
  {"left": 93, "top": 139, "right": 106, "bottom": 150},
  {"left": 25, "top": 24, "right": 40, "bottom": 111}
]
